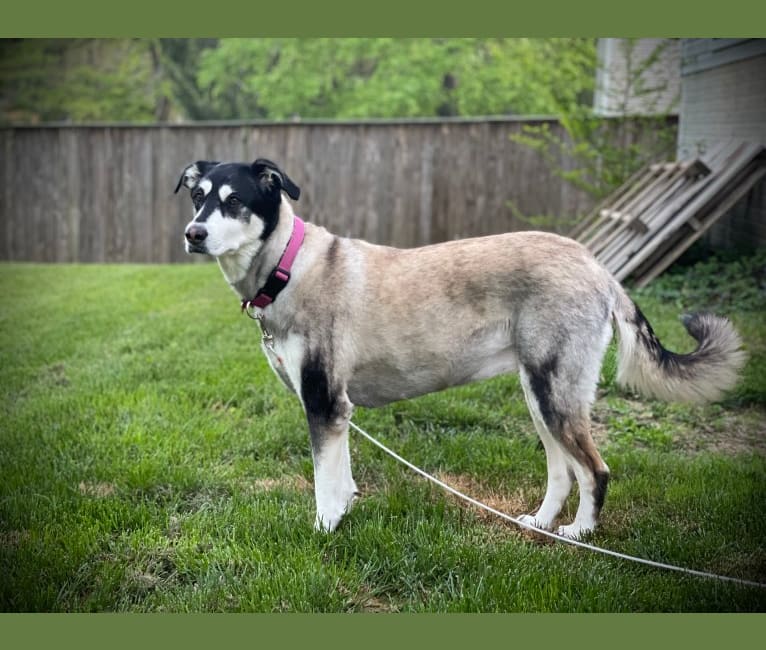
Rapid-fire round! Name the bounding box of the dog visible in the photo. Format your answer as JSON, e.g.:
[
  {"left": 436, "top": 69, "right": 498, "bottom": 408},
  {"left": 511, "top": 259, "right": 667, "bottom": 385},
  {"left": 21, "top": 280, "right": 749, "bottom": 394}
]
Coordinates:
[{"left": 175, "top": 157, "right": 746, "bottom": 539}]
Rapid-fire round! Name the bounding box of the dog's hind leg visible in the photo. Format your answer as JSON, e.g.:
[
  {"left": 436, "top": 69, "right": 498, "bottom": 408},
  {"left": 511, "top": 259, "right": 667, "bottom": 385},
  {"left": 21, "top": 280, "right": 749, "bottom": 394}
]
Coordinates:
[
  {"left": 555, "top": 423, "right": 609, "bottom": 539},
  {"left": 301, "top": 355, "right": 358, "bottom": 532},
  {"left": 520, "top": 363, "right": 610, "bottom": 539},
  {"left": 517, "top": 317, "right": 612, "bottom": 539}
]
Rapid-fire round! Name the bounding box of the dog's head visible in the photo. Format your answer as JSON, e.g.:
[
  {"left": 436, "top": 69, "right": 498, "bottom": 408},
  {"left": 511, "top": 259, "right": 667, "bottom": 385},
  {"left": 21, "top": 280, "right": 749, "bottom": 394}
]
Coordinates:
[{"left": 175, "top": 158, "right": 300, "bottom": 257}]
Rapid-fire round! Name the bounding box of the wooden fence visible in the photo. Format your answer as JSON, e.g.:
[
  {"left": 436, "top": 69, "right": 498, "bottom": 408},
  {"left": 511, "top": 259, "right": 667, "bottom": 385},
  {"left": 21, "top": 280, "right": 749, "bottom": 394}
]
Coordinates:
[{"left": 0, "top": 117, "right": 676, "bottom": 263}]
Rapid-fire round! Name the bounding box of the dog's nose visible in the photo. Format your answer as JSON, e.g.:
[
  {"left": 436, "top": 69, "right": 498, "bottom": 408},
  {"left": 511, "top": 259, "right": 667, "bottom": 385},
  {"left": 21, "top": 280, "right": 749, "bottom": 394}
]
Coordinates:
[{"left": 185, "top": 225, "right": 208, "bottom": 243}]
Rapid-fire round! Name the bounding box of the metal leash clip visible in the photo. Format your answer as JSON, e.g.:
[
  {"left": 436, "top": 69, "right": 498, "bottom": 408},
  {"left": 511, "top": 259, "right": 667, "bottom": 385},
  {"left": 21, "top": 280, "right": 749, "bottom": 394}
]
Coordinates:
[
  {"left": 261, "top": 328, "right": 276, "bottom": 352},
  {"left": 242, "top": 300, "right": 261, "bottom": 321},
  {"left": 241, "top": 301, "right": 276, "bottom": 352}
]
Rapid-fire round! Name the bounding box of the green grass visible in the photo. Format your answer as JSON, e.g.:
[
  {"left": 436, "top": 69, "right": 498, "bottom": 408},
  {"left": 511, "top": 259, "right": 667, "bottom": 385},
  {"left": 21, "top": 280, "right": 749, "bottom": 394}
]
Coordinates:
[{"left": 1, "top": 255, "right": 765, "bottom": 612}]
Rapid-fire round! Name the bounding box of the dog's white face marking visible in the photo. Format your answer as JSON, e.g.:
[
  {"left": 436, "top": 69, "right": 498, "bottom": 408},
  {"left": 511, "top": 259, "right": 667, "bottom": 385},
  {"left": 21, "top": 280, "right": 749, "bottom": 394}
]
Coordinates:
[
  {"left": 199, "top": 179, "right": 213, "bottom": 196},
  {"left": 200, "top": 208, "right": 264, "bottom": 258},
  {"left": 203, "top": 208, "right": 266, "bottom": 285},
  {"left": 218, "top": 184, "right": 233, "bottom": 202}
]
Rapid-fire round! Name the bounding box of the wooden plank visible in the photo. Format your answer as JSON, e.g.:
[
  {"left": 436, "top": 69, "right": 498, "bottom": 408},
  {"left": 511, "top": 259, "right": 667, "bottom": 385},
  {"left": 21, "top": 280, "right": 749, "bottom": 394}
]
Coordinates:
[
  {"left": 13, "top": 131, "right": 32, "bottom": 260},
  {"left": 586, "top": 161, "right": 688, "bottom": 257},
  {"left": 106, "top": 128, "right": 126, "bottom": 262},
  {"left": 0, "top": 131, "right": 12, "bottom": 260},
  {"left": 62, "top": 129, "right": 80, "bottom": 262},
  {"left": 601, "top": 142, "right": 742, "bottom": 275},
  {"left": 32, "top": 129, "right": 56, "bottom": 262},
  {"left": 636, "top": 165, "right": 766, "bottom": 288},
  {"left": 583, "top": 140, "right": 741, "bottom": 278},
  {"left": 49, "top": 129, "right": 67, "bottom": 262},
  {"left": 575, "top": 165, "right": 659, "bottom": 245},
  {"left": 584, "top": 162, "right": 681, "bottom": 250},
  {"left": 570, "top": 161, "right": 656, "bottom": 240},
  {"left": 609, "top": 140, "right": 750, "bottom": 277},
  {"left": 614, "top": 140, "right": 764, "bottom": 281},
  {"left": 600, "top": 209, "right": 650, "bottom": 234},
  {"left": 683, "top": 159, "right": 712, "bottom": 178},
  {"left": 634, "top": 164, "right": 766, "bottom": 287},
  {"left": 597, "top": 165, "right": 706, "bottom": 270}
]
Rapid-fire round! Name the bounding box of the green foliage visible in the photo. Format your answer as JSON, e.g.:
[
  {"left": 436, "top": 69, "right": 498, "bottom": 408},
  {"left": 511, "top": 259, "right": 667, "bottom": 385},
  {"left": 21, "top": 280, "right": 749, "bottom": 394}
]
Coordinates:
[
  {"left": 512, "top": 39, "right": 678, "bottom": 203},
  {"left": 195, "top": 38, "right": 596, "bottom": 120},
  {"left": 148, "top": 39, "right": 220, "bottom": 121},
  {"left": 633, "top": 249, "right": 766, "bottom": 314},
  {"left": 1, "top": 38, "right": 596, "bottom": 124},
  {"left": 513, "top": 113, "right": 677, "bottom": 200},
  {"left": 0, "top": 39, "right": 168, "bottom": 124}
]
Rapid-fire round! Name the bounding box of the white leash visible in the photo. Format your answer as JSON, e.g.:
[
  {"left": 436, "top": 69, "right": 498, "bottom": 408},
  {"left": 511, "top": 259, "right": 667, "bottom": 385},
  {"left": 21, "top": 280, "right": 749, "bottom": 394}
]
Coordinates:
[{"left": 349, "top": 420, "right": 766, "bottom": 590}]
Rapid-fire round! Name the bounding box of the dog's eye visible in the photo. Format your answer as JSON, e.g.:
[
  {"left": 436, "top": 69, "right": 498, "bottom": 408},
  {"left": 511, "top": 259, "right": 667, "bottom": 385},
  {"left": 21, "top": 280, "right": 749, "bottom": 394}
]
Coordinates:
[
  {"left": 226, "top": 196, "right": 242, "bottom": 210},
  {"left": 192, "top": 192, "right": 204, "bottom": 210}
]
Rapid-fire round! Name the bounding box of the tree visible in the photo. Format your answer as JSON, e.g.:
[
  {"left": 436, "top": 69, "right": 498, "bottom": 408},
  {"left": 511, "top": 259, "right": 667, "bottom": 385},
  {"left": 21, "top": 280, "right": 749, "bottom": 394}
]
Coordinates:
[
  {"left": 0, "top": 39, "right": 167, "bottom": 124},
  {"left": 195, "top": 38, "right": 597, "bottom": 120},
  {"left": 0, "top": 38, "right": 598, "bottom": 124},
  {"left": 148, "top": 39, "right": 220, "bottom": 121}
]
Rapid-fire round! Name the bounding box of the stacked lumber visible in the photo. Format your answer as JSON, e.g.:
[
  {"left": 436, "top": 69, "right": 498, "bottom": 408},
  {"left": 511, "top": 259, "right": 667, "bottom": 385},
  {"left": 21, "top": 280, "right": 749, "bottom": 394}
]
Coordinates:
[{"left": 571, "top": 140, "right": 766, "bottom": 287}]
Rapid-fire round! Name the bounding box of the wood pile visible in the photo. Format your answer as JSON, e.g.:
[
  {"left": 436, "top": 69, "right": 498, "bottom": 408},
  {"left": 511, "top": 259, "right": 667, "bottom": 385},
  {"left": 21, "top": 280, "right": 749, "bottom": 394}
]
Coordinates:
[{"left": 571, "top": 140, "right": 766, "bottom": 287}]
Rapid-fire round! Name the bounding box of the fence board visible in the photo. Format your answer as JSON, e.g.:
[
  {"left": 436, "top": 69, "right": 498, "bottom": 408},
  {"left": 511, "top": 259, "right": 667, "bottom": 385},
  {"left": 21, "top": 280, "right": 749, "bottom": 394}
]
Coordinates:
[{"left": 0, "top": 117, "right": 676, "bottom": 262}]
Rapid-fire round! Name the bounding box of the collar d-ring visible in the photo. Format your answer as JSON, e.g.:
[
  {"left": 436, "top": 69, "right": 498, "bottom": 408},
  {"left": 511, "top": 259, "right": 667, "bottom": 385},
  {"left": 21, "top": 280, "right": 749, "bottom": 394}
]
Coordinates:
[{"left": 243, "top": 301, "right": 262, "bottom": 321}]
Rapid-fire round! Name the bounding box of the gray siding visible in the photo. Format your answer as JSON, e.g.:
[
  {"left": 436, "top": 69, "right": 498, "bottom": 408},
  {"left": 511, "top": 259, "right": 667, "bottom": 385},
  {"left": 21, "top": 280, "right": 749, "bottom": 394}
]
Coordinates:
[{"left": 678, "top": 41, "right": 766, "bottom": 250}]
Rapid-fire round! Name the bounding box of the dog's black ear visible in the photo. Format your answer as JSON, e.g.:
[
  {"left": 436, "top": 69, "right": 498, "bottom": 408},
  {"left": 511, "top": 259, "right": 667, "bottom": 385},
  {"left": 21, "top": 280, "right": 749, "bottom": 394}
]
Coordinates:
[
  {"left": 252, "top": 158, "right": 300, "bottom": 201},
  {"left": 174, "top": 161, "right": 219, "bottom": 194}
]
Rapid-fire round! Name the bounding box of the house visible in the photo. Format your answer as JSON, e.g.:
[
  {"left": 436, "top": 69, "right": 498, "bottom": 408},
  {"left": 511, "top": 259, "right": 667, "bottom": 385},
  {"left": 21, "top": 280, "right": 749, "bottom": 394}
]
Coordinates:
[
  {"left": 594, "top": 38, "right": 681, "bottom": 117},
  {"left": 678, "top": 39, "right": 766, "bottom": 249},
  {"left": 595, "top": 38, "right": 766, "bottom": 250}
]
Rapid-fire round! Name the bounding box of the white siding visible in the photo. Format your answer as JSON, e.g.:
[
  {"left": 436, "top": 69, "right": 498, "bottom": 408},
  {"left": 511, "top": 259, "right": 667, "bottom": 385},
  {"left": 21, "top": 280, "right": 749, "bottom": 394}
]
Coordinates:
[{"left": 594, "top": 39, "right": 681, "bottom": 117}]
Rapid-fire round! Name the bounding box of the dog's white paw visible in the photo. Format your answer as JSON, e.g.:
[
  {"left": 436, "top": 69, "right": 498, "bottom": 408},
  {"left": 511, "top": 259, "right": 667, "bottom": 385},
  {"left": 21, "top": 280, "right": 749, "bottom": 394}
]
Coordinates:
[
  {"left": 314, "top": 483, "right": 358, "bottom": 533},
  {"left": 314, "top": 511, "right": 343, "bottom": 533},
  {"left": 518, "top": 513, "right": 554, "bottom": 532},
  {"left": 555, "top": 522, "right": 594, "bottom": 540}
]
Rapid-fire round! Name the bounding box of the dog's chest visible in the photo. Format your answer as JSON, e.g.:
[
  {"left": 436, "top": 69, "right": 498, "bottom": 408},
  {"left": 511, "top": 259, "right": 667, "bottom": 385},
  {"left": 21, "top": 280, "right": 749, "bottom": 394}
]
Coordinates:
[{"left": 260, "top": 330, "right": 305, "bottom": 396}]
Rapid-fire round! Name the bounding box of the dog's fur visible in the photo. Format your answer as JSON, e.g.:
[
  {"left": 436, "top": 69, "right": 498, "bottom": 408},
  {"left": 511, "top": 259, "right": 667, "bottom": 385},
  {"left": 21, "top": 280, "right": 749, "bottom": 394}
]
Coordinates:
[{"left": 176, "top": 158, "right": 747, "bottom": 539}]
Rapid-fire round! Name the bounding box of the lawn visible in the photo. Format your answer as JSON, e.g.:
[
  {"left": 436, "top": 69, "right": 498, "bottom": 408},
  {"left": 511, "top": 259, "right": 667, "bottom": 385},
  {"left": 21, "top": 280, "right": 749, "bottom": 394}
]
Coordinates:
[{"left": 1, "top": 252, "right": 765, "bottom": 612}]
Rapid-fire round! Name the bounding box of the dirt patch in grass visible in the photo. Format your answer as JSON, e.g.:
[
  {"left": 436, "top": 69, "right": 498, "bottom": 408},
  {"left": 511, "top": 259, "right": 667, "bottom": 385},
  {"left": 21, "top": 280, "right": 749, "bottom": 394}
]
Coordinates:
[
  {"left": 672, "top": 409, "right": 766, "bottom": 456},
  {"left": 43, "top": 362, "right": 70, "bottom": 387},
  {"left": 244, "top": 475, "right": 312, "bottom": 492},
  {"left": 339, "top": 582, "right": 400, "bottom": 613},
  {"left": 590, "top": 400, "right": 766, "bottom": 456},
  {"left": 124, "top": 548, "right": 182, "bottom": 595},
  {"left": 0, "top": 529, "right": 30, "bottom": 548},
  {"left": 434, "top": 472, "right": 551, "bottom": 541},
  {"left": 78, "top": 481, "right": 116, "bottom": 498}
]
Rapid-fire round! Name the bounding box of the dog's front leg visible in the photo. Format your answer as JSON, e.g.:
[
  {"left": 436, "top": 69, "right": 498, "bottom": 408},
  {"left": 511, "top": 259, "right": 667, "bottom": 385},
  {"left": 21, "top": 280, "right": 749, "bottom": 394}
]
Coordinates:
[
  {"left": 309, "top": 411, "right": 358, "bottom": 532},
  {"left": 302, "top": 373, "right": 358, "bottom": 532}
]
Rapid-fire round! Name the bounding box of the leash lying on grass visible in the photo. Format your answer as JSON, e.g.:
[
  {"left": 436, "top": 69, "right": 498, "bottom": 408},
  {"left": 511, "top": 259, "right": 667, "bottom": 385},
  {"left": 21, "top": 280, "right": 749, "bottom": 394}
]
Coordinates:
[{"left": 348, "top": 421, "right": 766, "bottom": 590}]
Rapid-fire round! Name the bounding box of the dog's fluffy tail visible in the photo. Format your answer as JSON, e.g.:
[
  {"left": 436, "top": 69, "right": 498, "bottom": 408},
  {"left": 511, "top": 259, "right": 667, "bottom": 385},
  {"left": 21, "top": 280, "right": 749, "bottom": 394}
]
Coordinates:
[{"left": 612, "top": 286, "right": 747, "bottom": 403}]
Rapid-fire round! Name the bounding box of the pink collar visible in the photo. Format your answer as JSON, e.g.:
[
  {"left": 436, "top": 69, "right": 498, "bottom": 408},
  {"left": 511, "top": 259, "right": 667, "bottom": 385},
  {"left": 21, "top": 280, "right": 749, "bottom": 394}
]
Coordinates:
[{"left": 241, "top": 216, "right": 305, "bottom": 312}]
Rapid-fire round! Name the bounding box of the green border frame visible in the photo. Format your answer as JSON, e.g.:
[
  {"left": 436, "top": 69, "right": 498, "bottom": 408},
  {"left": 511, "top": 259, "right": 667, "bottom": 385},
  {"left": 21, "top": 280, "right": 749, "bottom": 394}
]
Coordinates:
[
  {"left": 3, "top": 613, "right": 765, "bottom": 647},
  {"left": 2, "top": 0, "right": 766, "bottom": 36},
  {"left": 2, "top": 0, "right": 765, "bottom": 643}
]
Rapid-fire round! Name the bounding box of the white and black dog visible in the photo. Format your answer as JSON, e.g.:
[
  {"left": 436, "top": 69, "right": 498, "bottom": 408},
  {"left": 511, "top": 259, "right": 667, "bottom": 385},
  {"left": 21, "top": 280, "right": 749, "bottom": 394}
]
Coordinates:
[{"left": 176, "top": 158, "right": 746, "bottom": 539}]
